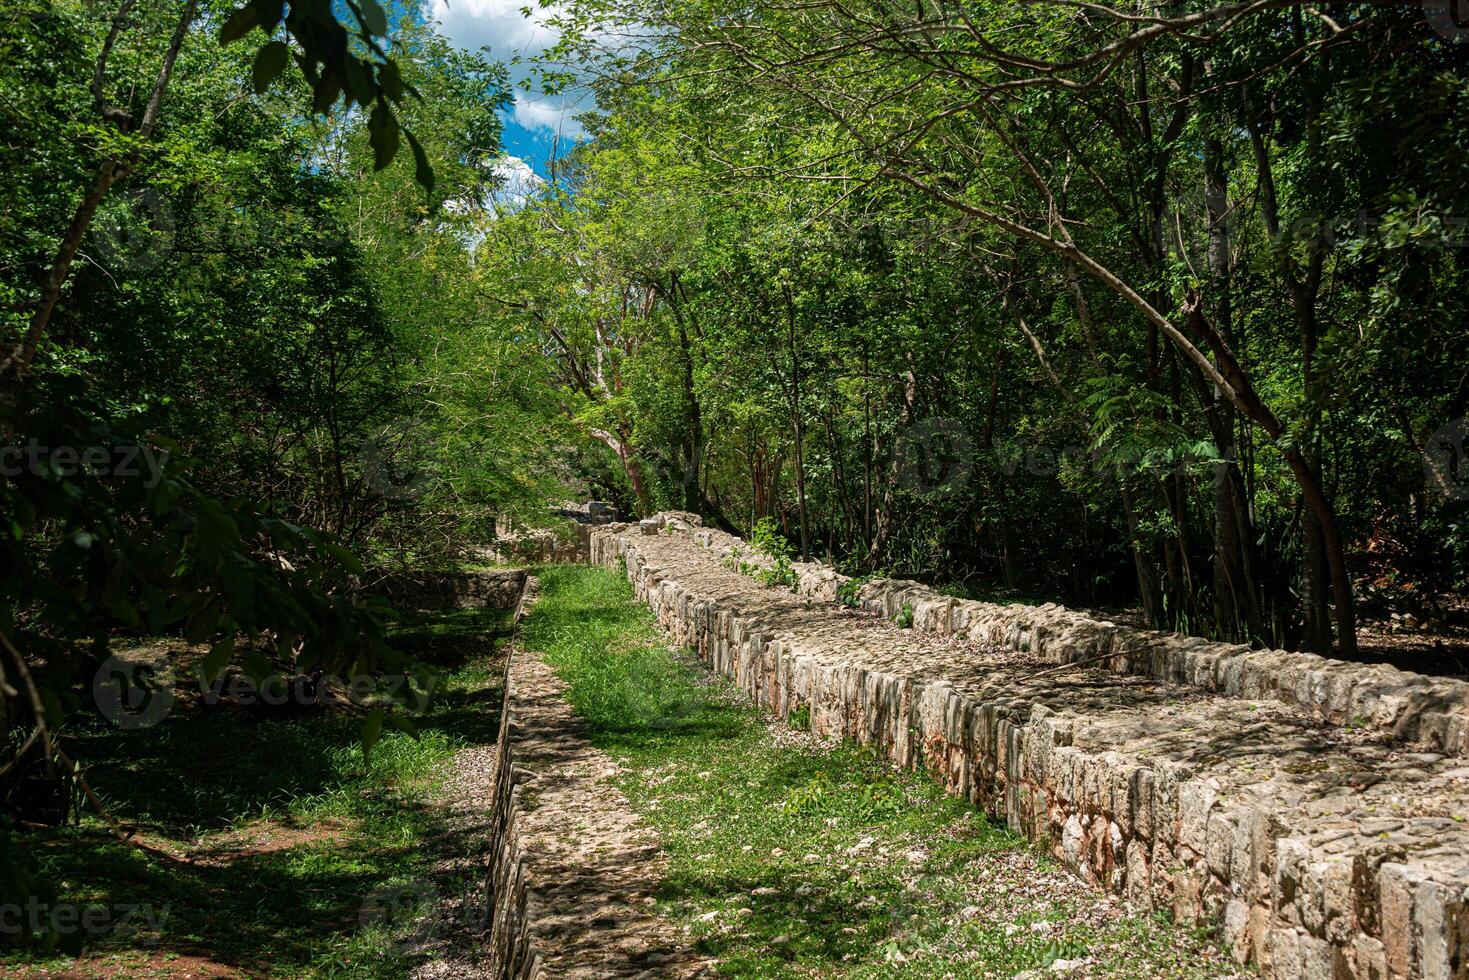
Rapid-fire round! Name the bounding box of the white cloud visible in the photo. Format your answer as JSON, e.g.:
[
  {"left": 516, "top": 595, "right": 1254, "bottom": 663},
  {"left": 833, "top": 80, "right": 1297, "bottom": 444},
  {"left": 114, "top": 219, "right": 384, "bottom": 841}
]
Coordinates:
[
  {"left": 428, "top": 0, "right": 595, "bottom": 142},
  {"left": 512, "top": 91, "right": 589, "bottom": 140},
  {"left": 426, "top": 0, "right": 565, "bottom": 57},
  {"left": 490, "top": 155, "right": 546, "bottom": 208}
]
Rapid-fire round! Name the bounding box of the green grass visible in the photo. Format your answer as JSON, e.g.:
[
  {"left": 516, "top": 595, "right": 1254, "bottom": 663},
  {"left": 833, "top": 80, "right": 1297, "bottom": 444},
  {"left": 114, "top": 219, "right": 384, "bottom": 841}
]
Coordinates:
[
  {"left": 1, "top": 607, "right": 513, "bottom": 978},
  {"left": 523, "top": 565, "right": 1247, "bottom": 978}
]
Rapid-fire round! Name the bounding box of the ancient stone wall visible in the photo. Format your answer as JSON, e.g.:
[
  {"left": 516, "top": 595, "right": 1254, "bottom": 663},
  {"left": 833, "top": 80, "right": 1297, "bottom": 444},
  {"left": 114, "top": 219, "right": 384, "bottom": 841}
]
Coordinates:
[
  {"left": 493, "top": 501, "right": 622, "bottom": 564},
  {"left": 483, "top": 577, "right": 705, "bottom": 978},
  {"left": 593, "top": 514, "right": 1469, "bottom": 980},
  {"left": 378, "top": 568, "right": 528, "bottom": 611},
  {"left": 484, "top": 581, "right": 544, "bottom": 979},
  {"left": 666, "top": 515, "right": 1469, "bottom": 757}
]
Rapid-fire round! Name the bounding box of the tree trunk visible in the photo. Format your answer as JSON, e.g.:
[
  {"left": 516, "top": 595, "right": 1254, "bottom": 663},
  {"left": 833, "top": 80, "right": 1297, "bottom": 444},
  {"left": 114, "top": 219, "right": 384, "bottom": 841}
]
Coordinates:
[
  {"left": 4, "top": 0, "right": 197, "bottom": 383},
  {"left": 1244, "top": 89, "right": 1355, "bottom": 656},
  {"left": 3, "top": 161, "right": 124, "bottom": 382},
  {"left": 1121, "top": 487, "right": 1166, "bottom": 627},
  {"left": 1202, "top": 132, "right": 1264, "bottom": 644},
  {"left": 785, "top": 297, "right": 810, "bottom": 559},
  {"left": 591, "top": 426, "right": 652, "bottom": 517},
  {"left": 676, "top": 318, "right": 704, "bottom": 515},
  {"left": 864, "top": 368, "right": 916, "bottom": 570}
]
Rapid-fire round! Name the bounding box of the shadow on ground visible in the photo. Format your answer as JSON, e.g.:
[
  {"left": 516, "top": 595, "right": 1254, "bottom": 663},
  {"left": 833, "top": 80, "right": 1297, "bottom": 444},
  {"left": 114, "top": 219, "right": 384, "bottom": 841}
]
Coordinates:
[{"left": 2, "top": 607, "right": 514, "bottom": 977}]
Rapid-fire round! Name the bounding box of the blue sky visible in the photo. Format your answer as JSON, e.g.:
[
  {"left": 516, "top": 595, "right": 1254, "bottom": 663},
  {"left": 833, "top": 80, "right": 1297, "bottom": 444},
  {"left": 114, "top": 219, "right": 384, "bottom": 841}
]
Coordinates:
[{"left": 424, "top": 0, "right": 592, "bottom": 179}]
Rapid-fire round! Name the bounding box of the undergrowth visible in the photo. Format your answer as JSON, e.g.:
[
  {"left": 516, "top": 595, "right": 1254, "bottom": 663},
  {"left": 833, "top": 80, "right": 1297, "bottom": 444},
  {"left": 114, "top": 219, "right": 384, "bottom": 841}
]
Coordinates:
[{"left": 1, "top": 607, "right": 514, "bottom": 978}]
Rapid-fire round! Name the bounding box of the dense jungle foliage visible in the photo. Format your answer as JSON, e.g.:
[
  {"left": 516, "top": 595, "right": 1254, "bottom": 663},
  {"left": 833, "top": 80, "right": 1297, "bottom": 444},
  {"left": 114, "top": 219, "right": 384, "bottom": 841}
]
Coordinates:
[
  {"left": 1, "top": 0, "right": 1467, "bottom": 941},
  {"left": 502, "top": 0, "right": 1469, "bottom": 660}
]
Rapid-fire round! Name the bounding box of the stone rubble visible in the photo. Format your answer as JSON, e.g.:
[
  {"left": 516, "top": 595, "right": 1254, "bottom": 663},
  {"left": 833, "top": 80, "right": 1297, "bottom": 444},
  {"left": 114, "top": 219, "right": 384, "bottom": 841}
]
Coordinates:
[{"left": 594, "top": 514, "right": 1469, "bottom": 980}]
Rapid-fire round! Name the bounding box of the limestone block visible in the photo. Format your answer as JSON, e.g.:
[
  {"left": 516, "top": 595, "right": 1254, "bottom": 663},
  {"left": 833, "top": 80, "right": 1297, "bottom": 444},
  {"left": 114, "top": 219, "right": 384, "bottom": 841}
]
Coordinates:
[
  {"left": 1226, "top": 898, "right": 1252, "bottom": 961},
  {"left": 1125, "top": 838, "right": 1152, "bottom": 907},
  {"left": 1379, "top": 862, "right": 1424, "bottom": 978},
  {"left": 1206, "top": 809, "right": 1238, "bottom": 886},
  {"left": 1350, "top": 935, "right": 1388, "bottom": 980},
  {"left": 1173, "top": 860, "right": 1205, "bottom": 920},
  {"left": 1152, "top": 764, "right": 1186, "bottom": 847},
  {"left": 1131, "top": 768, "right": 1156, "bottom": 840},
  {"left": 1179, "top": 779, "right": 1220, "bottom": 854},
  {"left": 1413, "top": 873, "right": 1469, "bottom": 980}
]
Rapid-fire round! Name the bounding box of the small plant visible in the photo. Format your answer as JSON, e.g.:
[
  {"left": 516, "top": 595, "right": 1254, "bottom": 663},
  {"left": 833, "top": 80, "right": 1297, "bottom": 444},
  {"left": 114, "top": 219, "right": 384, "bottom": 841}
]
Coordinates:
[
  {"left": 837, "top": 571, "right": 886, "bottom": 609},
  {"left": 750, "top": 517, "right": 794, "bottom": 561},
  {"left": 757, "top": 555, "right": 798, "bottom": 590},
  {"left": 1041, "top": 936, "right": 1090, "bottom": 966},
  {"left": 782, "top": 771, "right": 905, "bottom": 820},
  {"left": 733, "top": 518, "right": 797, "bottom": 591},
  {"left": 782, "top": 772, "right": 837, "bottom": 815},
  {"left": 896, "top": 602, "right": 915, "bottom": 629},
  {"left": 853, "top": 780, "right": 906, "bottom": 820},
  {"left": 788, "top": 705, "right": 811, "bottom": 730},
  {"left": 721, "top": 544, "right": 744, "bottom": 571}
]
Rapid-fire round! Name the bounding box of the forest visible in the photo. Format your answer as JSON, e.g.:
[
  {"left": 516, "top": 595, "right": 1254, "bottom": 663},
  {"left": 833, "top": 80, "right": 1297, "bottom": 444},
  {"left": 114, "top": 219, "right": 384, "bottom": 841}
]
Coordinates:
[{"left": 1, "top": 0, "right": 1468, "bottom": 969}]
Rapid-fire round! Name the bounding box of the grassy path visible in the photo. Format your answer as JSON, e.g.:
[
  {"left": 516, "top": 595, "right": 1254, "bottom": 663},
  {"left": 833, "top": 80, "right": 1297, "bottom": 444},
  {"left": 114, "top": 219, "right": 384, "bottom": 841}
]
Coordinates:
[
  {"left": 523, "top": 565, "right": 1249, "bottom": 979},
  {"left": 1, "top": 608, "right": 513, "bottom": 979}
]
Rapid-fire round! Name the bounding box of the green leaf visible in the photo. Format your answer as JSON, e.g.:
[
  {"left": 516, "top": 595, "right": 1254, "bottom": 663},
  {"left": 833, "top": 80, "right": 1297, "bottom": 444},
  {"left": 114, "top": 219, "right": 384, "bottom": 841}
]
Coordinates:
[
  {"left": 338, "top": 58, "right": 368, "bottom": 107},
  {"left": 200, "top": 638, "right": 235, "bottom": 685},
  {"left": 252, "top": 40, "right": 289, "bottom": 93},
  {"left": 183, "top": 601, "right": 223, "bottom": 644},
  {"left": 106, "top": 599, "right": 141, "bottom": 628},
  {"left": 361, "top": 708, "right": 386, "bottom": 758},
  {"left": 222, "top": 565, "right": 256, "bottom": 622},
  {"left": 322, "top": 541, "right": 364, "bottom": 575},
  {"left": 195, "top": 501, "right": 240, "bottom": 563},
  {"left": 219, "top": 5, "right": 260, "bottom": 44},
  {"left": 358, "top": 0, "right": 388, "bottom": 36},
  {"left": 368, "top": 104, "right": 400, "bottom": 170},
  {"left": 379, "top": 60, "right": 405, "bottom": 102},
  {"left": 405, "top": 129, "right": 433, "bottom": 192},
  {"left": 41, "top": 688, "right": 65, "bottom": 729},
  {"left": 241, "top": 649, "right": 272, "bottom": 685},
  {"left": 311, "top": 74, "right": 343, "bottom": 115},
  {"left": 250, "top": 0, "right": 285, "bottom": 31},
  {"left": 152, "top": 477, "right": 182, "bottom": 516}
]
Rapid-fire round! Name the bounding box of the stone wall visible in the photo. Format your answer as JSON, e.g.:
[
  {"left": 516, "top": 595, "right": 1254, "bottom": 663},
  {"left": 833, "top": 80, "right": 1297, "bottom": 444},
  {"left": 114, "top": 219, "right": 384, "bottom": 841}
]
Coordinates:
[
  {"left": 593, "top": 514, "right": 1469, "bottom": 979},
  {"left": 483, "top": 578, "right": 706, "bottom": 978},
  {"left": 658, "top": 514, "right": 1469, "bottom": 758},
  {"left": 378, "top": 568, "right": 528, "bottom": 611},
  {"left": 484, "top": 581, "right": 544, "bottom": 979},
  {"left": 494, "top": 501, "right": 622, "bottom": 564}
]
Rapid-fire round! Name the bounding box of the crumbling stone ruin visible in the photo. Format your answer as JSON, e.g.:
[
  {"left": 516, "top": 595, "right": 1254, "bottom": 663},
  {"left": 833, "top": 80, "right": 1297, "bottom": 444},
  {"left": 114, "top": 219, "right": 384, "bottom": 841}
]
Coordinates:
[{"left": 591, "top": 513, "right": 1469, "bottom": 979}]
